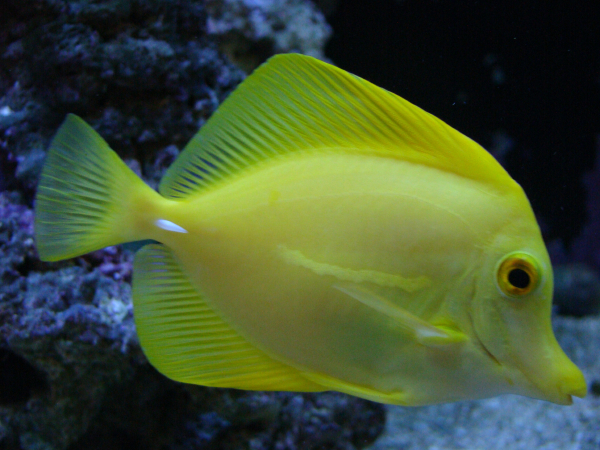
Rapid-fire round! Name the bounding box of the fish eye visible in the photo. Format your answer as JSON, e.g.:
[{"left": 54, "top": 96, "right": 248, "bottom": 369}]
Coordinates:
[{"left": 496, "top": 252, "right": 540, "bottom": 298}]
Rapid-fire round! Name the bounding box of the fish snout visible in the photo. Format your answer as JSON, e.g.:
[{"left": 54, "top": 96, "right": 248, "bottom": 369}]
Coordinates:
[
  {"left": 523, "top": 346, "right": 587, "bottom": 405},
  {"left": 556, "top": 364, "right": 587, "bottom": 400}
]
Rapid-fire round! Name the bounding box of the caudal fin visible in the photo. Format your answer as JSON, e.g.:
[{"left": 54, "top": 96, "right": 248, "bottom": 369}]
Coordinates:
[{"left": 35, "top": 114, "right": 154, "bottom": 261}]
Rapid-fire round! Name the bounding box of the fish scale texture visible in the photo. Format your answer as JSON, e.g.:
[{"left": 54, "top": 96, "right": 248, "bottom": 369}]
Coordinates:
[{"left": 0, "top": 0, "right": 382, "bottom": 449}]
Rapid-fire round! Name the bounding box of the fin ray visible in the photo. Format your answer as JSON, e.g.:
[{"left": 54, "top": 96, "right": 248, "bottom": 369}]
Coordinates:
[
  {"left": 159, "top": 54, "right": 513, "bottom": 198},
  {"left": 133, "top": 244, "right": 324, "bottom": 392},
  {"left": 35, "top": 114, "right": 157, "bottom": 261}
]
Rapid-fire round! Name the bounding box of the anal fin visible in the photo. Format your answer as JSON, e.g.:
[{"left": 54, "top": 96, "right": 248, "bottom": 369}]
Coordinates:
[
  {"left": 133, "top": 244, "right": 323, "bottom": 392},
  {"left": 302, "top": 371, "right": 409, "bottom": 405}
]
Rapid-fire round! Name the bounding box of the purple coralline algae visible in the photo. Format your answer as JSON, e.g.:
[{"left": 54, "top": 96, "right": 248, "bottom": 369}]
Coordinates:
[{"left": 0, "top": 0, "right": 383, "bottom": 449}]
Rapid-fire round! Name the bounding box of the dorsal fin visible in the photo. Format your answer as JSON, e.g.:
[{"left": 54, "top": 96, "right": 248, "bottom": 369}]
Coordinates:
[{"left": 159, "top": 53, "right": 515, "bottom": 198}]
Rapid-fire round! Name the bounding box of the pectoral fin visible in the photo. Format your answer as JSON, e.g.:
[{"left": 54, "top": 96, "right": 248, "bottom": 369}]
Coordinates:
[{"left": 334, "top": 283, "right": 467, "bottom": 347}]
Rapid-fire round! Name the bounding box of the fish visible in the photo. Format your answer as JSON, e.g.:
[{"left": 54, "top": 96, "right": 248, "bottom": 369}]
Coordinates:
[{"left": 34, "top": 53, "right": 587, "bottom": 406}]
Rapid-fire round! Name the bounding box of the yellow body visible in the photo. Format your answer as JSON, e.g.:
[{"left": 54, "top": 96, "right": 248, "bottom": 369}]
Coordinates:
[{"left": 34, "top": 54, "right": 586, "bottom": 405}]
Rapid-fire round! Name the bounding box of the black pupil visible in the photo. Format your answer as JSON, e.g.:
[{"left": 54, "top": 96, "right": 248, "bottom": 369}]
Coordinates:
[{"left": 508, "top": 268, "right": 530, "bottom": 289}]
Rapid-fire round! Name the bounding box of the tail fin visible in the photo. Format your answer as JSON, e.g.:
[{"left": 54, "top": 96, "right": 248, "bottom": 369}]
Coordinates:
[{"left": 35, "top": 114, "right": 155, "bottom": 262}]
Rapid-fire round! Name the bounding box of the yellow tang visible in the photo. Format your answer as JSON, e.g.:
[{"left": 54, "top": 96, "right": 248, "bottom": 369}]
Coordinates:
[{"left": 35, "top": 54, "right": 586, "bottom": 406}]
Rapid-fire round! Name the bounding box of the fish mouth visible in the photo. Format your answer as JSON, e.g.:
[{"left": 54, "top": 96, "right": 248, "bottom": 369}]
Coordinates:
[
  {"left": 507, "top": 334, "right": 587, "bottom": 404},
  {"left": 522, "top": 364, "right": 587, "bottom": 405},
  {"left": 478, "top": 336, "right": 585, "bottom": 405},
  {"left": 467, "top": 306, "right": 586, "bottom": 404},
  {"left": 474, "top": 338, "right": 579, "bottom": 404}
]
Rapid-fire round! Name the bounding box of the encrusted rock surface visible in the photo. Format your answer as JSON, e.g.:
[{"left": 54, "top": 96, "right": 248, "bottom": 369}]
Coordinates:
[{"left": 0, "top": 1, "right": 382, "bottom": 449}]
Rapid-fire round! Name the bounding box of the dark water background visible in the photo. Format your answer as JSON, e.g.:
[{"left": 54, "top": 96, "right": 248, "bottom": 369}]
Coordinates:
[{"left": 326, "top": 0, "right": 600, "bottom": 246}]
